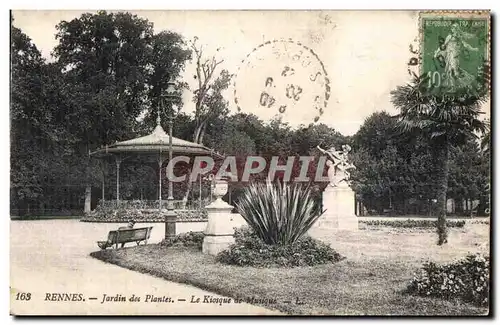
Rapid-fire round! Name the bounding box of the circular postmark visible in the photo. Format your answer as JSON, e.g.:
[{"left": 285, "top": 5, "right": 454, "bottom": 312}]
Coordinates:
[{"left": 234, "top": 39, "right": 330, "bottom": 123}]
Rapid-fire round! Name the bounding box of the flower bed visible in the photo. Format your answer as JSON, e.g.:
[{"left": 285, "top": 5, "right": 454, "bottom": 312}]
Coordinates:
[
  {"left": 217, "top": 227, "right": 345, "bottom": 267},
  {"left": 360, "top": 219, "right": 466, "bottom": 228},
  {"left": 406, "top": 254, "right": 489, "bottom": 307},
  {"left": 81, "top": 206, "right": 207, "bottom": 223},
  {"left": 160, "top": 231, "right": 205, "bottom": 250}
]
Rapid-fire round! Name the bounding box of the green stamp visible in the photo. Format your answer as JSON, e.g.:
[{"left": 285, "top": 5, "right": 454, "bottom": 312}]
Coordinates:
[{"left": 420, "top": 12, "right": 490, "bottom": 94}]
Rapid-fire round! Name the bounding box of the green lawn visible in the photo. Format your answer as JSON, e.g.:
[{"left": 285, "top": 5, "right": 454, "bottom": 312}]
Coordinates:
[{"left": 90, "top": 224, "right": 489, "bottom": 316}]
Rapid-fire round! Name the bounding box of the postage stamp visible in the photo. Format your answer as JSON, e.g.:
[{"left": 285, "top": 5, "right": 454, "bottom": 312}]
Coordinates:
[
  {"left": 9, "top": 10, "right": 491, "bottom": 317},
  {"left": 419, "top": 11, "right": 490, "bottom": 94}
]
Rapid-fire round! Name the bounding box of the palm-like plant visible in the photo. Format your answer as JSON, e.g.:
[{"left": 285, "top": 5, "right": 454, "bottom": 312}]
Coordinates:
[
  {"left": 391, "top": 75, "right": 488, "bottom": 245},
  {"left": 235, "top": 182, "right": 324, "bottom": 245}
]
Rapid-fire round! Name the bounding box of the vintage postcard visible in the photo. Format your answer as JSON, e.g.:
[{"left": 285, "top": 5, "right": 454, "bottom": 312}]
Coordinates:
[{"left": 10, "top": 9, "right": 491, "bottom": 316}]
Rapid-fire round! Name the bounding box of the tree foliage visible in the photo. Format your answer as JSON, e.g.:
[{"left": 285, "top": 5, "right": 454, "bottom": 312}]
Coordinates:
[
  {"left": 350, "top": 111, "right": 489, "bottom": 217},
  {"left": 10, "top": 13, "right": 192, "bottom": 215},
  {"left": 11, "top": 24, "right": 76, "bottom": 206},
  {"left": 10, "top": 13, "right": 490, "bottom": 221},
  {"left": 391, "top": 75, "right": 488, "bottom": 245}
]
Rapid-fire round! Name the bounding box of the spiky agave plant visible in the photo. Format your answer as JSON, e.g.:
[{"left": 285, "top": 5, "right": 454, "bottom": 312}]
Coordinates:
[{"left": 235, "top": 182, "right": 324, "bottom": 245}]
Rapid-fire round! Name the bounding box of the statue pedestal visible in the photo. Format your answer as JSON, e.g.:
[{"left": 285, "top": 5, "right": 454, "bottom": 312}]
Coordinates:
[
  {"left": 314, "top": 184, "right": 358, "bottom": 230},
  {"left": 202, "top": 198, "right": 235, "bottom": 255}
]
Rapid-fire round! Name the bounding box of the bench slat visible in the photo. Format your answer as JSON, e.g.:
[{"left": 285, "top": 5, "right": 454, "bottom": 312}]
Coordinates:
[
  {"left": 116, "top": 227, "right": 151, "bottom": 243},
  {"left": 99, "top": 227, "right": 152, "bottom": 249}
]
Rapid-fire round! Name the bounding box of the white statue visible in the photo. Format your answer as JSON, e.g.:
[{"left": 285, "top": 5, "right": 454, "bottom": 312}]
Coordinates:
[{"left": 317, "top": 144, "right": 356, "bottom": 187}]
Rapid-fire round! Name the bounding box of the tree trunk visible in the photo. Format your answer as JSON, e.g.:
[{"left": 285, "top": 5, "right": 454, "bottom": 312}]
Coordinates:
[
  {"left": 456, "top": 196, "right": 463, "bottom": 214},
  {"left": 187, "top": 120, "right": 207, "bottom": 207},
  {"left": 84, "top": 144, "right": 92, "bottom": 214},
  {"left": 435, "top": 141, "right": 450, "bottom": 245},
  {"left": 181, "top": 169, "right": 193, "bottom": 209},
  {"left": 193, "top": 125, "right": 202, "bottom": 143},
  {"left": 193, "top": 120, "right": 207, "bottom": 144},
  {"left": 84, "top": 185, "right": 92, "bottom": 214},
  {"left": 198, "top": 123, "right": 207, "bottom": 145}
]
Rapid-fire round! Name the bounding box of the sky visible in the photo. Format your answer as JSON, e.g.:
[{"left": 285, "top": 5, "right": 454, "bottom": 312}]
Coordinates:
[{"left": 11, "top": 10, "right": 490, "bottom": 136}]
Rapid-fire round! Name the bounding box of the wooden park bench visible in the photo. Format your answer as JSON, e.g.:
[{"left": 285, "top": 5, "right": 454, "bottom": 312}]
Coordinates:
[{"left": 97, "top": 227, "right": 153, "bottom": 249}]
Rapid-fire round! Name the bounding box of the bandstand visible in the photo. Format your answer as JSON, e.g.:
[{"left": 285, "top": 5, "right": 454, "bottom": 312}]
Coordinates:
[{"left": 89, "top": 114, "right": 219, "bottom": 238}]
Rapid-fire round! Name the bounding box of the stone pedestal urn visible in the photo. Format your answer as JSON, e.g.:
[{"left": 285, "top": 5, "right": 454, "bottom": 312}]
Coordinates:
[
  {"left": 202, "top": 178, "right": 236, "bottom": 255},
  {"left": 314, "top": 182, "right": 358, "bottom": 230}
]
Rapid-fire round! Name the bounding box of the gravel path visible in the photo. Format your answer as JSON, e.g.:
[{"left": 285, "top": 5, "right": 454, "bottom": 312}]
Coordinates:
[{"left": 10, "top": 220, "right": 281, "bottom": 315}]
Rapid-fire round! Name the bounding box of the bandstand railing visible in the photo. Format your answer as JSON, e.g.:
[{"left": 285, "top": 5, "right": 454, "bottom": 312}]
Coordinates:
[
  {"left": 97, "top": 199, "right": 211, "bottom": 211},
  {"left": 82, "top": 199, "right": 210, "bottom": 223}
]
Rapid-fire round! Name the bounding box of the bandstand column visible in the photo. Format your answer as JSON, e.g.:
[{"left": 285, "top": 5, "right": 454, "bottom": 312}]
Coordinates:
[
  {"left": 158, "top": 155, "right": 167, "bottom": 210},
  {"left": 158, "top": 158, "right": 162, "bottom": 210},
  {"left": 101, "top": 160, "right": 106, "bottom": 203},
  {"left": 116, "top": 156, "right": 122, "bottom": 206}
]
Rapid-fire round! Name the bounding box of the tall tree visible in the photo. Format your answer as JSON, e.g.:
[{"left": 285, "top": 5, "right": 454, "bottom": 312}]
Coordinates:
[
  {"left": 178, "top": 37, "right": 231, "bottom": 207},
  {"left": 480, "top": 121, "right": 491, "bottom": 214},
  {"left": 10, "top": 22, "right": 75, "bottom": 214},
  {"left": 54, "top": 11, "right": 155, "bottom": 146},
  {"left": 448, "top": 139, "right": 488, "bottom": 215},
  {"left": 391, "top": 75, "right": 488, "bottom": 245},
  {"left": 54, "top": 11, "right": 156, "bottom": 212},
  {"left": 352, "top": 112, "right": 397, "bottom": 157},
  {"left": 351, "top": 111, "right": 436, "bottom": 215},
  {"left": 53, "top": 11, "right": 192, "bottom": 211},
  {"left": 189, "top": 36, "right": 231, "bottom": 144},
  {"left": 203, "top": 116, "right": 257, "bottom": 156},
  {"left": 145, "top": 31, "right": 191, "bottom": 127},
  {"left": 11, "top": 22, "right": 45, "bottom": 212}
]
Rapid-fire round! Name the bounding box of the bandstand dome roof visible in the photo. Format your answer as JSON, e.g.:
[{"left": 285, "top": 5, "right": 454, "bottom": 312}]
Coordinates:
[{"left": 90, "top": 124, "right": 220, "bottom": 158}]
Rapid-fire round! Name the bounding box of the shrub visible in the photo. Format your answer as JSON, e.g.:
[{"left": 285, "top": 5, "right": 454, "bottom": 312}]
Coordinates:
[
  {"left": 216, "top": 227, "right": 344, "bottom": 267},
  {"left": 361, "top": 219, "right": 466, "bottom": 228},
  {"left": 407, "top": 254, "right": 489, "bottom": 306},
  {"left": 160, "top": 231, "right": 205, "bottom": 250},
  {"left": 235, "top": 182, "right": 323, "bottom": 245}
]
